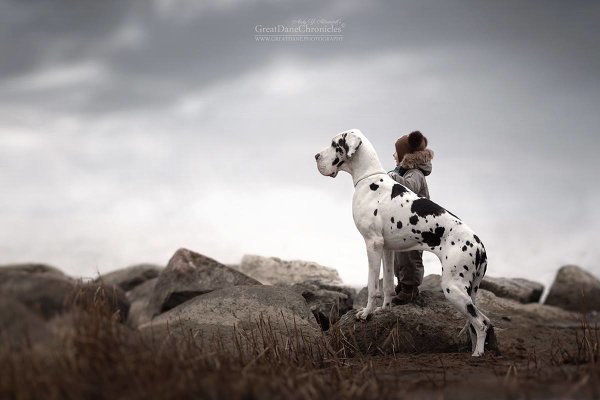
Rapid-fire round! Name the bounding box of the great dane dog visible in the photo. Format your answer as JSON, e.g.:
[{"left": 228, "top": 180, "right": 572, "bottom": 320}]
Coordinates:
[{"left": 315, "top": 129, "right": 494, "bottom": 356}]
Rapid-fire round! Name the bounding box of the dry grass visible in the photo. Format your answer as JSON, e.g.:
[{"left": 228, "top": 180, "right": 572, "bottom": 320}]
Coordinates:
[{"left": 1, "top": 286, "right": 600, "bottom": 400}]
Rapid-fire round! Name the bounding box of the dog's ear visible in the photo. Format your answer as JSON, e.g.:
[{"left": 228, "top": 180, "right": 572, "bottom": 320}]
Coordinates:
[{"left": 340, "top": 131, "right": 362, "bottom": 158}]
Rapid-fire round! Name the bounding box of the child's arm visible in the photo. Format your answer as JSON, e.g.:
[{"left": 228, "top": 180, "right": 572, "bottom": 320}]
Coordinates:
[{"left": 388, "top": 169, "right": 423, "bottom": 195}]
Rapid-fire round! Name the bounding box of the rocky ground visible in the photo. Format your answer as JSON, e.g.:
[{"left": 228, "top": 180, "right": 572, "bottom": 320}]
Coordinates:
[{"left": 1, "top": 250, "right": 599, "bottom": 399}]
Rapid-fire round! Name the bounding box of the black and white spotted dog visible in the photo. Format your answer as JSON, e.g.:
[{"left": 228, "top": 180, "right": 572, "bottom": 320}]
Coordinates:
[{"left": 315, "top": 129, "right": 494, "bottom": 356}]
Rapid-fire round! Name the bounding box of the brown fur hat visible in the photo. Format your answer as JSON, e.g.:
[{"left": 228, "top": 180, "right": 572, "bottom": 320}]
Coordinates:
[{"left": 395, "top": 131, "right": 428, "bottom": 163}]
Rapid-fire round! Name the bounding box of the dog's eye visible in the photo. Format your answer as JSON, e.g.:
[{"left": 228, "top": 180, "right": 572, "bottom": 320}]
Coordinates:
[{"left": 331, "top": 141, "right": 336, "bottom": 147}]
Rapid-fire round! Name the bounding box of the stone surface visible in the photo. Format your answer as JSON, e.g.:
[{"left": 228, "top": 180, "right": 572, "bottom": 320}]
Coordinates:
[
  {"left": 147, "top": 248, "right": 261, "bottom": 318},
  {"left": 332, "top": 283, "right": 598, "bottom": 357},
  {"left": 0, "top": 296, "right": 56, "bottom": 350},
  {"left": 353, "top": 279, "right": 384, "bottom": 309},
  {"left": 97, "top": 264, "right": 161, "bottom": 292},
  {"left": 545, "top": 265, "right": 600, "bottom": 312},
  {"left": 126, "top": 278, "right": 157, "bottom": 328},
  {"left": 479, "top": 276, "right": 544, "bottom": 304},
  {"left": 0, "top": 267, "right": 76, "bottom": 319},
  {"left": 0, "top": 263, "right": 67, "bottom": 278},
  {"left": 289, "top": 281, "right": 355, "bottom": 330},
  {"left": 239, "top": 255, "right": 343, "bottom": 286},
  {"left": 140, "top": 285, "right": 321, "bottom": 353}
]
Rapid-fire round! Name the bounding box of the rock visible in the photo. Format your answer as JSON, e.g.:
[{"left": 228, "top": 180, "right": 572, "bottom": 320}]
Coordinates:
[
  {"left": 147, "top": 248, "right": 261, "bottom": 318},
  {"left": 0, "top": 263, "right": 67, "bottom": 278},
  {"left": 479, "top": 276, "right": 544, "bottom": 304},
  {"left": 239, "top": 255, "right": 343, "bottom": 286},
  {"left": 332, "top": 283, "right": 598, "bottom": 357},
  {"left": 139, "top": 285, "right": 321, "bottom": 353},
  {"left": 96, "top": 264, "right": 161, "bottom": 292},
  {"left": 126, "top": 278, "right": 157, "bottom": 328},
  {"left": 289, "top": 281, "right": 355, "bottom": 330},
  {"left": 0, "top": 267, "right": 76, "bottom": 319},
  {"left": 0, "top": 296, "right": 56, "bottom": 350},
  {"left": 545, "top": 265, "right": 600, "bottom": 312},
  {"left": 419, "top": 274, "right": 442, "bottom": 293},
  {"left": 332, "top": 290, "right": 471, "bottom": 355},
  {"left": 353, "top": 279, "right": 384, "bottom": 309}
]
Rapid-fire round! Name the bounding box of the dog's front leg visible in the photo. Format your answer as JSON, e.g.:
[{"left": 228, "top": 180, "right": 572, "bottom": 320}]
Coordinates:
[
  {"left": 356, "top": 237, "right": 383, "bottom": 320},
  {"left": 375, "top": 249, "right": 395, "bottom": 312}
]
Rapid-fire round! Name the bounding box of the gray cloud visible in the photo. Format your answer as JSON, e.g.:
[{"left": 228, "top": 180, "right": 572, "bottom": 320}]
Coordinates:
[{"left": 0, "top": 0, "right": 599, "bottom": 285}]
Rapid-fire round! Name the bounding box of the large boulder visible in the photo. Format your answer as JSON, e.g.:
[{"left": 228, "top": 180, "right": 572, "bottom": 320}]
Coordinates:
[
  {"left": 147, "top": 248, "right": 261, "bottom": 317},
  {"left": 239, "top": 255, "right": 343, "bottom": 286},
  {"left": 332, "top": 285, "right": 596, "bottom": 357},
  {"left": 0, "top": 296, "right": 56, "bottom": 350},
  {"left": 479, "top": 276, "right": 544, "bottom": 304},
  {"left": 289, "top": 281, "right": 355, "bottom": 330},
  {"left": 333, "top": 290, "right": 471, "bottom": 355},
  {"left": 0, "top": 266, "right": 76, "bottom": 319},
  {"left": 96, "top": 264, "right": 161, "bottom": 292},
  {"left": 545, "top": 265, "right": 600, "bottom": 312},
  {"left": 0, "top": 263, "right": 66, "bottom": 278},
  {"left": 126, "top": 278, "right": 157, "bottom": 328},
  {"left": 139, "top": 285, "right": 321, "bottom": 353}
]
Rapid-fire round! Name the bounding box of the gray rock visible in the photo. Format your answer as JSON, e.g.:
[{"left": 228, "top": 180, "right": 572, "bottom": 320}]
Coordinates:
[
  {"left": 240, "top": 255, "right": 343, "bottom": 286},
  {"left": 0, "top": 296, "right": 56, "bottom": 350},
  {"left": 289, "top": 281, "right": 355, "bottom": 330},
  {"left": 545, "top": 265, "right": 600, "bottom": 312},
  {"left": 126, "top": 278, "right": 157, "bottom": 328},
  {"left": 0, "top": 263, "right": 66, "bottom": 278},
  {"left": 96, "top": 264, "right": 161, "bottom": 292},
  {"left": 333, "top": 290, "right": 472, "bottom": 355},
  {"left": 353, "top": 279, "right": 384, "bottom": 309},
  {"left": 139, "top": 285, "right": 321, "bottom": 353},
  {"left": 479, "top": 276, "right": 544, "bottom": 303},
  {"left": 419, "top": 274, "right": 442, "bottom": 293},
  {"left": 147, "top": 248, "right": 261, "bottom": 318},
  {"left": 0, "top": 267, "right": 76, "bottom": 319}
]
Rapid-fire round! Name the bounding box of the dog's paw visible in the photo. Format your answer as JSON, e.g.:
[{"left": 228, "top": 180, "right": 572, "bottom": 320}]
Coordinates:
[
  {"left": 471, "top": 350, "right": 484, "bottom": 357},
  {"left": 374, "top": 302, "right": 392, "bottom": 314},
  {"left": 355, "top": 308, "right": 372, "bottom": 321}
]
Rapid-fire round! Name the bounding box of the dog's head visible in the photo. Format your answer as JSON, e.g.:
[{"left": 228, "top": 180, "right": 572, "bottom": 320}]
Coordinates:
[{"left": 315, "top": 130, "right": 363, "bottom": 178}]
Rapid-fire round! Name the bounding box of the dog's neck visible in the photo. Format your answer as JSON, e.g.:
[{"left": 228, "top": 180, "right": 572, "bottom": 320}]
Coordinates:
[{"left": 341, "top": 136, "right": 386, "bottom": 187}]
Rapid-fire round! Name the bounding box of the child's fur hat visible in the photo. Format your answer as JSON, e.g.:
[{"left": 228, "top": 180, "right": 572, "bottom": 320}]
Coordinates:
[{"left": 395, "top": 131, "right": 428, "bottom": 163}]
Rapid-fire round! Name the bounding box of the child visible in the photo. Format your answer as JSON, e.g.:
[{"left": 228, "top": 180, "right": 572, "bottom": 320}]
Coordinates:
[{"left": 388, "top": 131, "right": 434, "bottom": 304}]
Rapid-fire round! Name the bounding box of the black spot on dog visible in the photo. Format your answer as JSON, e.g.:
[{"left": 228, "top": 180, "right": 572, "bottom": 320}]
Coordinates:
[
  {"left": 473, "top": 234, "right": 481, "bottom": 244},
  {"left": 370, "top": 183, "right": 379, "bottom": 191},
  {"left": 391, "top": 217, "right": 394, "bottom": 223},
  {"left": 380, "top": 179, "right": 383, "bottom": 182},
  {"left": 409, "top": 215, "right": 419, "bottom": 225},
  {"left": 337, "top": 161, "right": 344, "bottom": 167},
  {"left": 462, "top": 245, "right": 467, "bottom": 252},
  {"left": 483, "top": 320, "right": 488, "bottom": 326},
  {"left": 466, "top": 240, "right": 472, "bottom": 247},
  {"left": 332, "top": 157, "right": 340, "bottom": 166},
  {"left": 373, "top": 209, "right": 378, "bottom": 216},
  {"left": 469, "top": 324, "right": 476, "bottom": 335},
  {"left": 446, "top": 288, "right": 450, "bottom": 293},
  {"left": 410, "top": 198, "right": 447, "bottom": 218},
  {"left": 463, "top": 265, "right": 469, "bottom": 271},
  {"left": 466, "top": 304, "right": 477, "bottom": 317},
  {"left": 421, "top": 226, "right": 445, "bottom": 247},
  {"left": 466, "top": 285, "right": 472, "bottom": 296},
  {"left": 451, "top": 241, "right": 455, "bottom": 246},
  {"left": 338, "top": 137, "right": 350, "bottom": 154},
  {"left": 396, "top": 221, "right": 403, "bottom": 229},
  {"left": 391, "top": 184, "right": 408, "bottom": 199},
  {"left": 475, "top": 249, "right": 481, "bottom": 268},
  {"left": 459, "top": 273, "right": 464, "bottom": 278},
  {"left": 474, "top": 286, "right": 478, "bottom": 293}
]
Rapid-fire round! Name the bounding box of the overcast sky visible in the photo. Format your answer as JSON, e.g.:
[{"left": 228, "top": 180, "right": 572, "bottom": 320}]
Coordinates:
[{"left": 1, "top": 0, "right": 599, "bottom": 288}]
